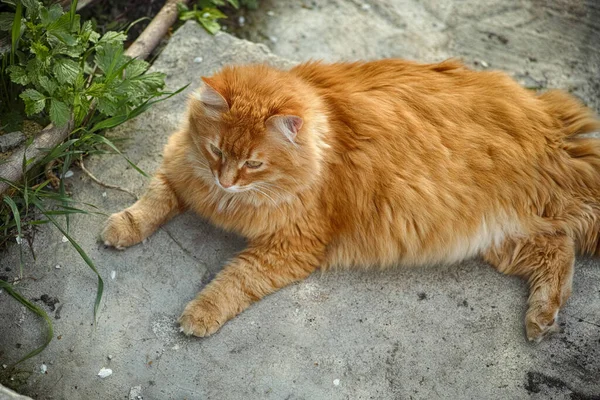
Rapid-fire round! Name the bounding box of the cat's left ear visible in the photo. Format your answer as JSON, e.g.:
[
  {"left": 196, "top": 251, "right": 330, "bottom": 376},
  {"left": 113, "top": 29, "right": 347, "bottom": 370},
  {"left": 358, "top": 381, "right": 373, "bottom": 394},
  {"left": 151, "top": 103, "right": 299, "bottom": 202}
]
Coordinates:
[{"left": 266, "top": 115, "right": 304, "bottom": 144}]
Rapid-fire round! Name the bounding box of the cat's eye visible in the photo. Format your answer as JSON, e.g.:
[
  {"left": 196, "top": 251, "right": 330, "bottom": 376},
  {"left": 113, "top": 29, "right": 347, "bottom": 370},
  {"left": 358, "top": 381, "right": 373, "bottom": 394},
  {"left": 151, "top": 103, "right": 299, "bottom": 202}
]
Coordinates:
[
  {"left": 245, "top": 160, "right": 263, "bottom": 169},
  {"left": 210, "top": 144, "right": 222, "bottom": 157}
]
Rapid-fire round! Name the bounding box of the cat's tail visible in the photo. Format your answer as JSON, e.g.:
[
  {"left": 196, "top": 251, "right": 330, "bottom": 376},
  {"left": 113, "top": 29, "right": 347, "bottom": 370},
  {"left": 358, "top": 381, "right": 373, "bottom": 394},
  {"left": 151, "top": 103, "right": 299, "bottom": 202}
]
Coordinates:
[{"left": 538, "top": 90, "right": 600, "bottom": 137}]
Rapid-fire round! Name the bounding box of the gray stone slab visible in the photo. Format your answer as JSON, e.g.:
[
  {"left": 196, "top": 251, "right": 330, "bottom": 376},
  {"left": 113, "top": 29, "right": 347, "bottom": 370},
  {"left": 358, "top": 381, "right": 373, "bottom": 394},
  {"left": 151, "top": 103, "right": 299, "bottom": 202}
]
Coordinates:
[
  {"left": 239, "top": 0, "right": 600, "bottom": 113},
  {"left": 1, "top": 11, "right": 599, "bottom": 400},
  {"left": 0, "top": 132, "right": 25, "bottom": 153}
]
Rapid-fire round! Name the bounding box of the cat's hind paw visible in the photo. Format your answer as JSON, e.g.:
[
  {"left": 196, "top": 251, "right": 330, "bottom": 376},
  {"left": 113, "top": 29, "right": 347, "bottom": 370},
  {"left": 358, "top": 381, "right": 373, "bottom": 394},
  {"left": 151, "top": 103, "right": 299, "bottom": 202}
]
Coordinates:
[
  {"left": 525, "top": 307, "right": 561, "bottom": 343},
  {"left": 178, "top": 299, "right": 223, "bottom": 337}
]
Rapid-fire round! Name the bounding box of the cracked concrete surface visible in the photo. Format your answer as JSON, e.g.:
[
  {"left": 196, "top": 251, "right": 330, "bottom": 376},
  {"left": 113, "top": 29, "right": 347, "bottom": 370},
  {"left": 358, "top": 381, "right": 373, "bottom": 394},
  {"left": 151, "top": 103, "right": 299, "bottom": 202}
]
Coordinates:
[{"left": 1, "top": 1, "right": 600, "bottom": 398}]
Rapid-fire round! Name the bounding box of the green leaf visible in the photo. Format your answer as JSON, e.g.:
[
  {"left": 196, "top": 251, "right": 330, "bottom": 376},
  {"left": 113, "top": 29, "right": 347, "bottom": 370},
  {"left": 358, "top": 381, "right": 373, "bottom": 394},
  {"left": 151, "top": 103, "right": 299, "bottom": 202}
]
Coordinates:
[
  {"left": 53, "top": 57, "right": 80, "bottom": 84},
  {"left": 51, "top": 40, "right": 84, "bottom": 58},
  {"left": 50, "top": 30, "right": 78, "bottom": 46},
  {"left": 136, "top": 72, "right": 165, "bottom": 89},
  {"left": 20, "top": 89, "right": 46, "bottom": 115},
  {"left": 0, "top": 12, "right": 14, "bottom": 31},
  {"left": 26, "top": 58, "right": 50, "bottom": 85},
  {"left": 97, "top": 30, "right": 126, "bottom": 46},
  {"left": 40, "top": 3, "right": 63, "bottom": 26},
  {"left": 124, "top": 58, "right": 149, "bottom": 79},
  {"left": 47, "top": 12, "right": 71, "bottom": 34},
  {"left": 81, "top": 20, "right": 100, "bottom": 43},
  {"left": 86, "top": 82, "right": 105, "bottom": 97},
  {"left": 96, "top": 95, "right": 119, "bottom": 116},
  {"left": 30, "top": 41, "right": 50, "bottom": 58},
  {"left": 226, "top": 0, "right": 240, "bottom": 8},
  {"left": 21, "top": 0, "right": 40, "bottom": 10},
  {"left": 6, "top": 65, "right": 29, "bottom": 85},
  {"left": 49, "top": 99, "right": 70, "bottom": 127},
  {"left": 177, "top": 2, "right": 189, "bottom": 13},
  {"left": 94, "top": 42, "right": 125, "bottom": 78},
  {"left": 200, "top": 8, "right": 227, "bottom": 19},
  {"left": 179, "top": 10, "right": 197, "bottom": 21},
  {"left": 0, "top": 280, "right": 54, "bottom": 367},
  {"left": 39, "top": 76, "right": 58, "bottom": 96},
  {"left": 198, "top": 17, "right": 221, "bottom": 34}
]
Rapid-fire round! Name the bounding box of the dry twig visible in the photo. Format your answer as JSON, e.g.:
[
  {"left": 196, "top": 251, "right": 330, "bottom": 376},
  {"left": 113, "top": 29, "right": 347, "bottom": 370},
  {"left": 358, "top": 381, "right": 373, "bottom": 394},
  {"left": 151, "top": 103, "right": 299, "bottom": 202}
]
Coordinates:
[{"left": 78, "top": 158, "right": 138, "bottom": 199}]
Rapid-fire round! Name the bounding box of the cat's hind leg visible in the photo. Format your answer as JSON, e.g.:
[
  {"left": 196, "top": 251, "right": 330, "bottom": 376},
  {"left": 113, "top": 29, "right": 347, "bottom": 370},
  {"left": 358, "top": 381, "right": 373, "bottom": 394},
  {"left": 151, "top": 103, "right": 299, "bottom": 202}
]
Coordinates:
[
  {"left": 484, "top": 234, "right": 575, "bottom": 342},
  {"left": 102, "top": 171, "right": 182, "bottom": 249}
]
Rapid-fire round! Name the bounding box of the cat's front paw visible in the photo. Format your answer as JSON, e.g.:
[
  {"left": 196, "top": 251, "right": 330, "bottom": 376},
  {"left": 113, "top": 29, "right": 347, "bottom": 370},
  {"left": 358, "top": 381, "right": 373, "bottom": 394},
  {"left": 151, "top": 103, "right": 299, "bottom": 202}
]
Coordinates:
[
  {"left": 101, "top": 210, "right": 143, "bottom": 250},
  {"left": 178, "top": 298, "right": 223, "bottom": 337}
]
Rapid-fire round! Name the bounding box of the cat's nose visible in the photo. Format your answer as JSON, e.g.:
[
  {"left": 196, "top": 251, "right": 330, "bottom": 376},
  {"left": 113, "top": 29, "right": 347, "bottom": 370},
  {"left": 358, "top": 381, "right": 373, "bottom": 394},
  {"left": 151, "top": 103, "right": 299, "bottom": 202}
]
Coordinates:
[
  {"left": 218, "top": 177, "right": 235, "bottom": 188},
  {"left": 220, "top": 180, "right": 233, "bottom": 188}
]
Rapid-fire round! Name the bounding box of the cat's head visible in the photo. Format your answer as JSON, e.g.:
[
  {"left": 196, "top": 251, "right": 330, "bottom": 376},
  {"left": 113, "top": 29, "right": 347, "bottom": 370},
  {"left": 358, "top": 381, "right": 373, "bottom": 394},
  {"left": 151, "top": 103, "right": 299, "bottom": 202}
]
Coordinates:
[{"left": 186, "top": 64, "right": 327, "bottom": 204}]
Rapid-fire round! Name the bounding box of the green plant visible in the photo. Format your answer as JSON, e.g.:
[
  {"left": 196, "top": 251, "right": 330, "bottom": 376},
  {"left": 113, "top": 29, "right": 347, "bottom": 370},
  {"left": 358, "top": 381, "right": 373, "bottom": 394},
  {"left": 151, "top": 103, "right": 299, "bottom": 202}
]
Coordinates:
[
  {"left": 178, "top": 0, "right": 259, "bottom": 34},
  {"left": 0, "top": 0, "right": 188, "bottom": 369},
  {"left": 1, "top": 0, "right": 167, "bottom": 132}
]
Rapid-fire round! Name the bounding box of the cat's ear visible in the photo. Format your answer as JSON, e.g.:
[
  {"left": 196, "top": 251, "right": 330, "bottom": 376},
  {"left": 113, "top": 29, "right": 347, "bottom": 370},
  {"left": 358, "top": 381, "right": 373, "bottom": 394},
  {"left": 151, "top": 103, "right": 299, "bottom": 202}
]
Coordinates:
[
  {"left": 195, "top": 77, "right": 229, "bottom": 115},
  {"left": 266, "top": 115, "right": 304, "bottom": 144}
]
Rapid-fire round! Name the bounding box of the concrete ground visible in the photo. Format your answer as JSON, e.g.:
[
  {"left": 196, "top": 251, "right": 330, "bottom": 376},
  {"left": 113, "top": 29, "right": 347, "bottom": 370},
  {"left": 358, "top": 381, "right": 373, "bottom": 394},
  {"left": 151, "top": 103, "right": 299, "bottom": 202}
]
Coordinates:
[{"left": 1, "top": 1, "right": 600, "bottom": 399}]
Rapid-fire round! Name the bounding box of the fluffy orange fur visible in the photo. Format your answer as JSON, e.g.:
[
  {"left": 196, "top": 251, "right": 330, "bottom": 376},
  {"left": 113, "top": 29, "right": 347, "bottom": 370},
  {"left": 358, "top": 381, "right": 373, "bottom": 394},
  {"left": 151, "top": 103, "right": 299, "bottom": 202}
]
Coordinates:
[{"left": 101, "top": 59, "right": 600, "bottom": 342}]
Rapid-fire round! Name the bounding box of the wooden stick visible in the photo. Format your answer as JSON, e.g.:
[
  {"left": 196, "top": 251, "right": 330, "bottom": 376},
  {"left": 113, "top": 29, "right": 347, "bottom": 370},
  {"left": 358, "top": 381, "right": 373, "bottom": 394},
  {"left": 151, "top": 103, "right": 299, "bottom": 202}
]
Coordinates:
[{"left": 125, "top": 0, "right": 190, "bottom": 61}]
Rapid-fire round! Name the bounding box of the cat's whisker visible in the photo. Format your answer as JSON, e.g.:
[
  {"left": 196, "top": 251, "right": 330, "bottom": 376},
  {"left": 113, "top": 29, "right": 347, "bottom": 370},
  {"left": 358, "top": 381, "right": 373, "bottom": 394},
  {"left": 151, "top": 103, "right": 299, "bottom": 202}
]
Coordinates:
[
  {"left": 253, "top": 183, "right": 289, "bottom": 205},
  {"left": 251, "top": 187, "right": 281, "bottom": 210}
]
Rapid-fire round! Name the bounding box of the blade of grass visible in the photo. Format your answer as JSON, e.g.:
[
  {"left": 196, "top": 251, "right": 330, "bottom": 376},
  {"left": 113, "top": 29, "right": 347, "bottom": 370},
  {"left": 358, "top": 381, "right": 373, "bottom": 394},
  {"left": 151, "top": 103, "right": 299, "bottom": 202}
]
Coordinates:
[
  {"left": 10, "top": 0, "right": 22, "bottom": 66},
  {"left": 3, "top": 195, "right": 24, "bottom": 277},
  {"left": 0, "top": 279, "right": 54, "bottom": 367},
  {"left": 92, "top": 135, "right": 149, "bottom": 177},
  {"left": 32, "top": 198, "right": 104, "bottom": 323},
  {"left": 22, "top": 144, "right": 29, "bottom": 212}
]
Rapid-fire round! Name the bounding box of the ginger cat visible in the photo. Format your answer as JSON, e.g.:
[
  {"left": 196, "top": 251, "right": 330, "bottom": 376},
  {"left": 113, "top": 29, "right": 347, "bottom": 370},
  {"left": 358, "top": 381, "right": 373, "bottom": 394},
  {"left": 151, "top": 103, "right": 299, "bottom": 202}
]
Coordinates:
[{"left": 101, "top": 59, "right": 600, "bottom": 342}]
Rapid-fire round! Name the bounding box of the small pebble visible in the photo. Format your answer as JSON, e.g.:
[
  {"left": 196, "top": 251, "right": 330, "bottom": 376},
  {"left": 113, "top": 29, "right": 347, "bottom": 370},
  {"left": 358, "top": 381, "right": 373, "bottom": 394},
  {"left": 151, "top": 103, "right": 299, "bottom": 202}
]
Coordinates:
[
  {"left": 69, "top": 346, "right": 75, "bottom": 352},
  {"left": 269, "top": 36, "right": 278, "bottom": 43},
  {"left": 40, "top": 363, "right": 47, "bottom": 374},
  {"left": 97, "top": 367, "right": 112, "bottom": 378},
  {"left": 238, "top": 16, "right": 245, "bottom": 26},
  {"left": 202, "top": 12, "right": 210, "bottom": 18},
  {"left": 111, "top": 271, "right": 116, "bottom": 280},
  {"left": 361, "top": 3, "right": 371, "bottom": 10},
  {"left": 15, "top": 236, "right": 22, "bottom": 245},
  {"left": 107, "top": 355, "right": 113, "bottom": 360},
  {"left": 333, "top": 379, "right": 340, "bottom": 386},
  {"left": 2, "top": 364, "right": 7, "bottom": 369},
  {"left": 480, "top": 60, "right": 489, "bottom": 68},
  {"left": 102, "top": 192, "right": 107, "bottom": 198},
  {"left": 55, "top": 265, "right": 61, "bottom": 269},
  {"left": 63, "top": 170, "right": 74, "bottom": 178},
  {"left": 267, "top": 10, "right": 275, "bottom": 16},
  {"left": 193, "top": 56, "right": 203, "bottom": 63},
  {"left": 61, "top": 235, "right": 68, "bottom": 243}
]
